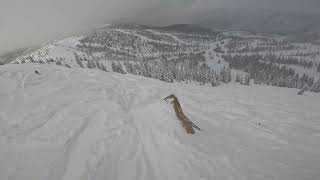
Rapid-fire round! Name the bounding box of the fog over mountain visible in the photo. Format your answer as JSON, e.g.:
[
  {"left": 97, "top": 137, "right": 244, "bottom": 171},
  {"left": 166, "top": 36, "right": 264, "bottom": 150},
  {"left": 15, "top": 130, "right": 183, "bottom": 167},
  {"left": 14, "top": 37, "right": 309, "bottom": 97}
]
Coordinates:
[{"left": 1, "top": 0, "right": 320, "bottom": 54}]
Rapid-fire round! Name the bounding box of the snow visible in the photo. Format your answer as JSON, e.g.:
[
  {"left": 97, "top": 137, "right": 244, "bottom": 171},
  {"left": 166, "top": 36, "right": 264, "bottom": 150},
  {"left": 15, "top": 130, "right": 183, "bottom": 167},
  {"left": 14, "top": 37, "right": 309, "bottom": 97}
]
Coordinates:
[
  {"left": 205, "top": 41, "right": 229, "bottom": 72},
  {"left": 13, "top": 36, "right": 83, "bottom": 67},
  {"left": 1, "top": 63, "right": 320, "bottom": 180}
]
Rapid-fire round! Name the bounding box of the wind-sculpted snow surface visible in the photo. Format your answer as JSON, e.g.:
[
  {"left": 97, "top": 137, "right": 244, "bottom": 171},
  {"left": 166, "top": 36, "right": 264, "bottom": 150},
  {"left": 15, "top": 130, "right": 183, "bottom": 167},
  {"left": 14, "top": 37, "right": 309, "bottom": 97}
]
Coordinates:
[{"left": 1, "top": 64, "right": 320, "bottom": 180}]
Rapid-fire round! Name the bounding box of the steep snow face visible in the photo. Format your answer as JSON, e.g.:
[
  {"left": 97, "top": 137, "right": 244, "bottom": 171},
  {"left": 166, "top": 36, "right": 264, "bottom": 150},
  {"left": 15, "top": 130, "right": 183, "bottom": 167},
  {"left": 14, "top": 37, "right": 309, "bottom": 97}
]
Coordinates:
[{"left": 1, "top": 64, "right": 320, "bottom": 180}]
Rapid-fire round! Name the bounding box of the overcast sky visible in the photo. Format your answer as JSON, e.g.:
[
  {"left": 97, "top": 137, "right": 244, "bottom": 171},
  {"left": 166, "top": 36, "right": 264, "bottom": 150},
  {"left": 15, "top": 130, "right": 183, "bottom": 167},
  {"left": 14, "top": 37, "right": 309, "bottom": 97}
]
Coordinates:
[{"left": 1, "top": 0, "right": 320, "bottom": 54}]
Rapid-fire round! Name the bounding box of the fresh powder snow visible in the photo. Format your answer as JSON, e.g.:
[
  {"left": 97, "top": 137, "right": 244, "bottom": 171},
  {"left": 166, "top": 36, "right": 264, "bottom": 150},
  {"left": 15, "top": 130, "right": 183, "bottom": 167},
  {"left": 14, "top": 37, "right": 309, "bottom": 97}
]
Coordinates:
[{"left": 1, "top": 63, "right": 320, "bottom": 180}]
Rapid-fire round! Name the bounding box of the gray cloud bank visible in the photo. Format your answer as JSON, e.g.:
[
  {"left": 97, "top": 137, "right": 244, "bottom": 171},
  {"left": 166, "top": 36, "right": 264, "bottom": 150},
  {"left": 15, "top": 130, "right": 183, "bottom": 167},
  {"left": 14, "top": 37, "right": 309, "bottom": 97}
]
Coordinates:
[{"left": 1, "top": 0, "right": 320, "bottom": 54}]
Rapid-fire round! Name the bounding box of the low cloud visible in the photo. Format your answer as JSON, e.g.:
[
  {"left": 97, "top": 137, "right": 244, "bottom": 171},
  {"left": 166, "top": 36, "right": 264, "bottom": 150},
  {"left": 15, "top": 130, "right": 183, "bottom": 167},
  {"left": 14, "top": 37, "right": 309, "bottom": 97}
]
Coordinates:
[{"left": 0, "top": 0, "right": 319, "bottom": 54}]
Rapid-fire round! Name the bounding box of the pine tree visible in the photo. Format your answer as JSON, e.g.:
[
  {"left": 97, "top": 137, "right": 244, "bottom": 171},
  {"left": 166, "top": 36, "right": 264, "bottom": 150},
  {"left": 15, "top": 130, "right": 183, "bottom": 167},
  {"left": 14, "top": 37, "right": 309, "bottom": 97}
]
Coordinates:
[
  {"left": 298, "top": 86, "right": 308, "bottom": 95},
  {"left": 111, "top": 62, "right": 117, "bottom": 72},
  {"left": 117, "top": 62, "right": 125, "bottom": 74},
  {"left": 241, "top": 74, "right": 250, "bottom": 85},
  {"left": 253, "top": 79, "right": 261, "bottom": 84},
  {"left": 100, "top": 63, "right": 108, "bottom": 72},
  {"left": 220, "top": 67, "right": 225, "bottom": 83},
  {"left": 310, "top": 79, "right": 320, "bottom": 93},
  {"left": 28, "top": 56, "right": 35, "bottom": 63},
  {"left": 95, "top": 61, "right": 101, "bottom": 69},
  {"left": 226, "top": 68, "right": 232, "bottom": 83},
  {"left": 111, "top": 62, "right": 125, "bottom": 74},
  {"left": 87, "top": 60, "right": 94, "bottom": 69},
  {"left": 219, "top": 67, "right": 232, "bottom": 83},
  {"left": 235, "top": 74, "right": 241, "bottom": 82},
  {"left": 91, "top": 60, "right": 97, "bottom": 68},
  {"left": 210, "top": 76, "right": 219, "bottom": 86},
  {"left": 74, "top": 52, "right": 84, "bottom": 68}
]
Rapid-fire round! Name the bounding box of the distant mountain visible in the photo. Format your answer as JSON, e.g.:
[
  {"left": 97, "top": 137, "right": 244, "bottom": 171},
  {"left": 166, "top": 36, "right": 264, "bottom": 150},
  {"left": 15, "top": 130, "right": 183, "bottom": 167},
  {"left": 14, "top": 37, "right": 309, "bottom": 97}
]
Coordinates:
[
  {"left": 154, "top": 24, "right": 216, "bottom": 35},
  {"left": 193, "top": 8, "right": 320, "bottom": 42},
  {"left": 108, "top": 23, "right": 216, "bottom": 35}
]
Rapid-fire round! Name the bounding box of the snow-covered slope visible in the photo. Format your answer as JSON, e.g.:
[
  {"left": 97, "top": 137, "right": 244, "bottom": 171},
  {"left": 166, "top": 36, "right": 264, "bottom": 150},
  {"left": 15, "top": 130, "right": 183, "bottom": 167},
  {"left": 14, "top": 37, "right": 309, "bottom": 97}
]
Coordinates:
[
  {"left": 13, "top": 37, "right": 83, "bottom": 67},
  {"left": 1, "top": 64, "right": 320, "bottom": 180},
  {"left": 9, "top": 24, "right": 320, "bottom": 92}
]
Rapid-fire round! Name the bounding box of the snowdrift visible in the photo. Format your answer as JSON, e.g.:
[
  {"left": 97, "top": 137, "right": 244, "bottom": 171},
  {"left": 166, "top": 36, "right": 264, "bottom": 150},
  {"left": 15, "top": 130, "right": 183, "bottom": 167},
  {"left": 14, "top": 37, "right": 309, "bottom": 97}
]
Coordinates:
[{"left": 1, "top": 64, "right": 320, "bottom": 180}]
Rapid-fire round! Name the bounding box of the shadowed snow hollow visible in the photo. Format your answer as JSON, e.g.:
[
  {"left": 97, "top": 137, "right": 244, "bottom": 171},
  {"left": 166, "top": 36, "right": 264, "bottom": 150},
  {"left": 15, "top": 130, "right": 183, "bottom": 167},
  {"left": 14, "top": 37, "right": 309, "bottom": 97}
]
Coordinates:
[{"left": 0, "top": 64, "right": 320, "bottom": 180}]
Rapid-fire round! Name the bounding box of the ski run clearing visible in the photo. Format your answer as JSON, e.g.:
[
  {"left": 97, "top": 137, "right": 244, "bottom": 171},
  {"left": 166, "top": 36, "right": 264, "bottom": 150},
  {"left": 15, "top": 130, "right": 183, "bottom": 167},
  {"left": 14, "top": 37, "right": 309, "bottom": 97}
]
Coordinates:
[{"left": 1, "top": 64, "right": 320, "bottom": 180}]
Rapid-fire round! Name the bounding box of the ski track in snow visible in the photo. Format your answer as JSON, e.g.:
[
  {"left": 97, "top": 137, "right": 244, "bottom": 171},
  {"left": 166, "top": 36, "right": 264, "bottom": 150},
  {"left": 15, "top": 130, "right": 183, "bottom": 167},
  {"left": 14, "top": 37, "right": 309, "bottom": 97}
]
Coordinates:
[{"left": 0, "top": 64, "right": 320, "bottom": 180}]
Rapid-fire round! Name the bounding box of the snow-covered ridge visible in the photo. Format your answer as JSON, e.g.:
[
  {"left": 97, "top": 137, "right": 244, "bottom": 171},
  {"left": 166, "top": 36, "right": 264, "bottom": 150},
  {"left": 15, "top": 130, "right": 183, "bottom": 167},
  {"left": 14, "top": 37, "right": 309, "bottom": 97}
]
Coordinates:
[
  {"left": 1, "top": 63, "right": 320, "bottom": 180},
  {"left": 8, "top": 24, "right": 320, "bottom": 92},
  {"left": 13, "top": 36, "right": 83, "bottom": 66}
]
